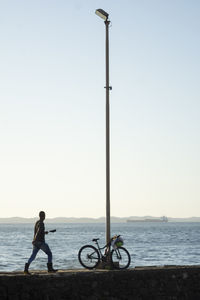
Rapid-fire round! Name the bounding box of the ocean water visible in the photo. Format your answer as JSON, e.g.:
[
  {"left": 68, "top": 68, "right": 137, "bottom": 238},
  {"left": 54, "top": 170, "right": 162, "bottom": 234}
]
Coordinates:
[{"left": 0, "top": 222, "right": 200, "bottom": 272}]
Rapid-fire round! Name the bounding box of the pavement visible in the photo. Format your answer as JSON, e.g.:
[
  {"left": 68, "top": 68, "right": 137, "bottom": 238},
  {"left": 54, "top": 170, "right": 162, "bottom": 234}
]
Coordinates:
[{"left": 1, "top": 265, "right": 200, "bottom": 277}]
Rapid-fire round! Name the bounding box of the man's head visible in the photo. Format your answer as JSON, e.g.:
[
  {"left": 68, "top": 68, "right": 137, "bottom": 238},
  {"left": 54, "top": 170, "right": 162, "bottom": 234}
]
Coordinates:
[{"left": 39, "top": 211, "right": 45, "bottom": 220}]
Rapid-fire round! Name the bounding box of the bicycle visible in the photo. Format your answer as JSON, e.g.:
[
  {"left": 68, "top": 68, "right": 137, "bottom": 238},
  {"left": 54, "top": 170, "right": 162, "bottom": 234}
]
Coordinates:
[{"left": 78, "top": 235, "right": 131, "bottom": 270}]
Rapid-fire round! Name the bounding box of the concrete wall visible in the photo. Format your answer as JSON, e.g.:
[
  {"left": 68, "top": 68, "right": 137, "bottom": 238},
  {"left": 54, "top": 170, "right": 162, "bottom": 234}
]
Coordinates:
[{"left": 1, "top": 266, "right": 200, "bottom": 299}]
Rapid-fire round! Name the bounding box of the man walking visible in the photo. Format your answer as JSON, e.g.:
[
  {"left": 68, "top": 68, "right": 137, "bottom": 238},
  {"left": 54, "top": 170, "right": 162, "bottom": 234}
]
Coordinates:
[{"left": 24, "top": 211, "right": 57, "bottom": 274}]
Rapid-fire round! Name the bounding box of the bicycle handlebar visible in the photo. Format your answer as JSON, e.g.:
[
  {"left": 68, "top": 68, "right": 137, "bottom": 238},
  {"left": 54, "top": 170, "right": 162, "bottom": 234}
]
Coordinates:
[
  {"left": 92, "top": 235, "right": 121, "bottom": 247},
  {"left": 111, "top": 234, "right": 120, "bottom": 240}
]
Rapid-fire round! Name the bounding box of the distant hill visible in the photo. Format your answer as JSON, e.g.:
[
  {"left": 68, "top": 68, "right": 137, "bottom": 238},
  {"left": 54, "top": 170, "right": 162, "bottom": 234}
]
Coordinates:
[
  {"left": 0, "top": 217, "right": 38, "bottom": 223},
  {"left": 0, "top": 216, "right": 125, "bottom": 223},
  {"left": 0, "top": 216, "right": 200, "bottom": 223}
]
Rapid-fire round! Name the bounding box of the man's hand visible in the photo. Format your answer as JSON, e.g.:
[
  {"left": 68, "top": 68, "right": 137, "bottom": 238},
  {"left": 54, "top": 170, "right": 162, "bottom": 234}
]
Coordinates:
[{"left": 45, "top": 231, "right": 48, "bottom": 234}]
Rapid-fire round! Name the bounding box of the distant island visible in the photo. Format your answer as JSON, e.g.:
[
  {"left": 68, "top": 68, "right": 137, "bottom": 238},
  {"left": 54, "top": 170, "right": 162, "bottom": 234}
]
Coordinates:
[{"left": 0, "top": 216, "right": 200, "bottom": 223}]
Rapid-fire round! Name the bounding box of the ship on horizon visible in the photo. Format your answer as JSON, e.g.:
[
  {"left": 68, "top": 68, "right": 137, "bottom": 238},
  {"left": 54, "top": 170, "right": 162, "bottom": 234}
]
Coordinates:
[{"left": 127, "top": 216, "right": 168, "bottom": 223}]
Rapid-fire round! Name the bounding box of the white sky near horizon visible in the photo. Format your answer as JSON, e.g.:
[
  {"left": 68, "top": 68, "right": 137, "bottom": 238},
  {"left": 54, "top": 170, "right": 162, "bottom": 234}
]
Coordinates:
[{"left": 0, "top": 0, "right": 199, "bottom": 219}]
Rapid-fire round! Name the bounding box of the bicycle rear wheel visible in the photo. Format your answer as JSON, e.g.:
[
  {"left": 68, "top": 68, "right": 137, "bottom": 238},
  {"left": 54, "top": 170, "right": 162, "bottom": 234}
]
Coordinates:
[
  {"left": 78, "top": 245, "right": 100, "bottom": 269},
  {"left": 111, "top": 246, "right": 131, "bottom": 269}
]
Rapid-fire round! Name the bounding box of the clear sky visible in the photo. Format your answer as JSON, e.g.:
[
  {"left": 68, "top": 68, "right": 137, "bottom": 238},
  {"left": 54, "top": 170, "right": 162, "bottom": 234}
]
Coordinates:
[{"left": 0, "top": 0, "right": 199, "bottom": 218}]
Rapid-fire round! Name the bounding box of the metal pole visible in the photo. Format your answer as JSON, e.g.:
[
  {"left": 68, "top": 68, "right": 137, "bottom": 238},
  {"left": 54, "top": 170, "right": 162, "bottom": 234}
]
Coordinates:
[{"left": 105, "top": 19, "right": 111, "bottom": 247}]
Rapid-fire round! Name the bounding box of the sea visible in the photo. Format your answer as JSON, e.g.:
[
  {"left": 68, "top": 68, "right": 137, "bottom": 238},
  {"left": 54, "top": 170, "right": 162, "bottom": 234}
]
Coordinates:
[{"left": 0, "top": 222, "right": 200, "bottom": 272}]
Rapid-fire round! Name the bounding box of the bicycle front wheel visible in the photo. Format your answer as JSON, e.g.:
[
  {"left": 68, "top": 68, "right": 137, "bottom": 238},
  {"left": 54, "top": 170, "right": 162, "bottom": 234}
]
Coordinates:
[
  {"left": 111, "top": 246, "right": 131, "bottom": 269},
  {"left": 78, "top": 245, "right": 100, "bottom": 269}
]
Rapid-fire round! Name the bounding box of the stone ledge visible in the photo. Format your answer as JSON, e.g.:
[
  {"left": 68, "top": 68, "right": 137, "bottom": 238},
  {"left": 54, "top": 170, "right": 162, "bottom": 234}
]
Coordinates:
[
  {"left": 1, "top": 266, "right": 200, "bottom": 299},
  {"left": 1, "top": 265, "right": 200, "bottom": 276}
]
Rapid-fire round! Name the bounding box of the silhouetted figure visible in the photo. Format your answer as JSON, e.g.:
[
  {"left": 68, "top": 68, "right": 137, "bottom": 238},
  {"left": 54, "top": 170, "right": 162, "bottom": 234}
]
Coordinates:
[{"left": 24, "top": 211, "right": 57, "bottom": 274}]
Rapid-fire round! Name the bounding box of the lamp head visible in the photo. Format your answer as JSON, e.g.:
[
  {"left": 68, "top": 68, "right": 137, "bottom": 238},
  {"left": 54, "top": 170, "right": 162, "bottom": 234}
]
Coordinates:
[{"left": 95, "top": 9, "right": 109, "bottom": 21}]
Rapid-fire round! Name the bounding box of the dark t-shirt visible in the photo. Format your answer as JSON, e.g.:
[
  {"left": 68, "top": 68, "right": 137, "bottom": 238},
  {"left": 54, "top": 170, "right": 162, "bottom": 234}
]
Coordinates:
[{"left": 33, "top": 220, "right": 45, "bottom": 243}]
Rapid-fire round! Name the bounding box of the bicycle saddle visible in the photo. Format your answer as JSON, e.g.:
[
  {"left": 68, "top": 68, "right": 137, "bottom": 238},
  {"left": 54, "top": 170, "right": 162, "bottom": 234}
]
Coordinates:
[{"left": 92, "top": 238, "right": 99, "bottom": 242}]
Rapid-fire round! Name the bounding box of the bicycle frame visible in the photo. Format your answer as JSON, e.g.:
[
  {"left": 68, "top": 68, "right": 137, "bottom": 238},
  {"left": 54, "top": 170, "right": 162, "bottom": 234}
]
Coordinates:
[
  {"left": 93, "top": 238, "right": 115, "bottom": 261},
  {"left": 93, "top": 240, "right": 108, "bottom": 259}
]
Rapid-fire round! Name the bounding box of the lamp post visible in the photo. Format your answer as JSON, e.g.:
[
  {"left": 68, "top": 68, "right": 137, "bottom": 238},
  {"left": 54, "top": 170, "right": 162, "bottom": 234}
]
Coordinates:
[{"left": 95, "top": 9, "right": 112, "bottom": 247}]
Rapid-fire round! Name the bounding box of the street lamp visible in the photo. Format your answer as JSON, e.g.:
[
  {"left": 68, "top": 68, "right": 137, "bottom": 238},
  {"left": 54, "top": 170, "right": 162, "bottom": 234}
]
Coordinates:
[
  {"left": 95, "top": 9, "right": 112, "bottom": 247},
  {"left": 95, "top": 9, "right": 109, "bottom": 21}
]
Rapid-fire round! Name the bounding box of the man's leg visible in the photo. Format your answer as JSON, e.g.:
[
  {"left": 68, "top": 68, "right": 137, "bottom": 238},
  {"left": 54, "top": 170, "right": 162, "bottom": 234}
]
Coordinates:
[
  {"left": 40, "top": 242, "right": 52, "bottom": 263},
  {"left": 24, "top": 246, "right": 40, "bottom": 274},
  {"left": 27, "top": 245, "right": 40, "bottom": 265},
  {"left": 40, "top": 242, "right": 57, "bottom": 272}
]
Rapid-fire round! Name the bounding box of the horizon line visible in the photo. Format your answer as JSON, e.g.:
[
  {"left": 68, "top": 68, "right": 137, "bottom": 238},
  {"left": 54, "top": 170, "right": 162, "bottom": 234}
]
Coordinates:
[{"left": 0, "top": 216, "right": 200, "bottom": 219}]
